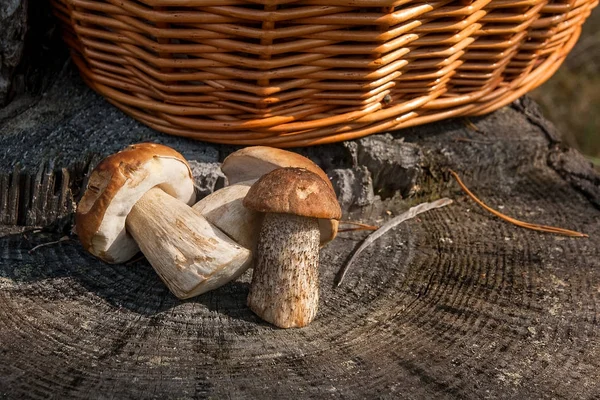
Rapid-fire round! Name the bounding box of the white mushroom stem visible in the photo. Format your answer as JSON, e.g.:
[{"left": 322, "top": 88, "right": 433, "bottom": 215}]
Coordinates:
[
  {"left": 125, "top": 187, "right": 252, "bottom": 299},
  {"left": 192, "top": 182, "right": 262, "bottom": 251},
  {"left": 247, "top": 213, "right": 320, "bottom": 328}
]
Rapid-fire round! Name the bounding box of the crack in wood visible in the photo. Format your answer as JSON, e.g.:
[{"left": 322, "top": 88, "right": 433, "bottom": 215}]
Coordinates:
[{"left": 0, "top": 155, "right": 98, "bottom": 230}]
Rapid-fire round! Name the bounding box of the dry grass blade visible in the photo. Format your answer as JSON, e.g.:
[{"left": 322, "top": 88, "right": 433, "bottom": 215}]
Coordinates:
[
  {"left": 338, "top": 221, "right": 379, "bottom": 233},
  {"left": 449, "top": 170, "right": 588, "bottom": 238},
  {"left": 334, "top": 198, "right": 453, "bottom": 287}
]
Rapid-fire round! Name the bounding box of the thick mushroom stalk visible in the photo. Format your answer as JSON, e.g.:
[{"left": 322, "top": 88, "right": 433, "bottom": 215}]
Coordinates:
[
  {"left": 248, "top": 213, "right": 320, "bottom": 328},
  {"left": 125, "top": 187, "right": 251, "bottom": 299},
  {"left": 192, "top": 182, "right": 261, "bottom": 251},
  {"left": 243, "top": 167, "right": 342, "bottom": 328}
]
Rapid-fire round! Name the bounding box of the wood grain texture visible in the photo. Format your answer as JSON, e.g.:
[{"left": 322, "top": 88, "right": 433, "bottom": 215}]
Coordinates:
[{"left": 1, "top": 91, "right": 600, "bottom": 398}]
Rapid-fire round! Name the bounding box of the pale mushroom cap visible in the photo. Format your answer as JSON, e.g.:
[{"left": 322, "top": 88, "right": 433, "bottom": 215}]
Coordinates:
[
  {"left": 76, "top": 143, "right": 196, "bottom": 263},
  {"left": 221, "top": 146, "right": 331, "bottom": 189},
  {"left": 243, "top": 168, "right": 342, "bottom": 221}
]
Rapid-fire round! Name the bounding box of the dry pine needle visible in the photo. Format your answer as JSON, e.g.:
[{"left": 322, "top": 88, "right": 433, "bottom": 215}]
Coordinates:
[{"left": 449, "top": 170, "right": 588, "bottom": 238}]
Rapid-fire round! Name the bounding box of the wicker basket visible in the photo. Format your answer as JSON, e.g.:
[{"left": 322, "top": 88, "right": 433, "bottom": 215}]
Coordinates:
[{"left": 51, "top": 0, "right": 597, "bottom": 147}]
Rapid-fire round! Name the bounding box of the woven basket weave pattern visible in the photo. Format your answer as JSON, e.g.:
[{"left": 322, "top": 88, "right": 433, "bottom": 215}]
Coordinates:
[{"left": 51, "top": 0, "right": 597, "bottom": 146}]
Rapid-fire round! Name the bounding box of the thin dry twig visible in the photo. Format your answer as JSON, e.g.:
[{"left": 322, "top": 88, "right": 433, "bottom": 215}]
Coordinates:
[
  {"left": 28, "top": 236, "right": 71, "bottom": 254},
  {"left": 334, "top": 198, "right": 453, "bottom": 287},
  {"left": 453, "top": 137, "right": 494, "bottom": 145},
  {"left": 449, "top": 170, "right": 588, "bottom": 238}
]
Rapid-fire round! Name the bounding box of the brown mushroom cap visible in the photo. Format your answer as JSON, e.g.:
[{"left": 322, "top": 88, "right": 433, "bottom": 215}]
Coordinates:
[
  {"left": 223, "top": 146, "right": 339, "bottom": 245},
  {"left": 221, "top": 146, "right": 331, "bottom": 188},
  {"left": 243, "top": 168, "right": 341, "bottom": 221},
  {"left": 76, "top": 143, "right": 196, "bottom": 263}
]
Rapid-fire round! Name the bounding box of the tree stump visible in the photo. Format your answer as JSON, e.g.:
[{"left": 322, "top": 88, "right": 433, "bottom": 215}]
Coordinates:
[{"left": 1, "top": 66, "right": 599, "bottom": 399}]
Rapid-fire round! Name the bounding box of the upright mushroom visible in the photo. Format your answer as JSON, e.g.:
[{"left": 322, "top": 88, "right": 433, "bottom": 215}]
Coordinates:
[
  {"left": 76, "top": 143, "right": 252, "bottom": 299},
  {"left": 243, "top": 167, "right": 342, "bottom": 328},
  {"left": 193, "top": 146, "right": 339, "bottom": 252}
]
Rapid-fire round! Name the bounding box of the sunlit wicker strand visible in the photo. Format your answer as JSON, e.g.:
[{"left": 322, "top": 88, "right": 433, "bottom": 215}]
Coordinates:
[{"left": 51, "top": 0, "right": 597, "bottom": 146}]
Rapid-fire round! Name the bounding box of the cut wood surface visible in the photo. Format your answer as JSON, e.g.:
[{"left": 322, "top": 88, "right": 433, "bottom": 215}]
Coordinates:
[{"left": 1, "top": 69, "right": 600, "bottom": 399}]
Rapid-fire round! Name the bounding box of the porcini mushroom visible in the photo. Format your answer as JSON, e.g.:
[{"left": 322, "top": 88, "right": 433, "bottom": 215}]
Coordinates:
[
  {"left": 216, "top": 146, "right": 339, "bottom": 246},
  {"left": 243, "top": 167, "right": 342, "bottom": 328},
  {"left": 76, "top": 143, "right": 252, "bottom": 299}
]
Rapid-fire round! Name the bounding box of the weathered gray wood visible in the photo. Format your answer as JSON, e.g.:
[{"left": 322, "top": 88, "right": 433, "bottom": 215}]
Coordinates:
[
  {"left": 0, "top": 63, "right": 225, "bottom": 229},
  {"left": 0, "top": 174, "right": 8, "bottom": 224},
  {"left": 0, "top": 1, "right": 69, "bottom": 107},
  {"left": 7, "top": 163, "right": 20, "bottom": 226},
  {"left": 4, "top": 160, "right": 79, "bottom": 229},
  {"left": 1, "top": 70, "right": 600, "bottom": 399},
  {"left": 0, "top": 0, "right": 26, "bottom": 105}
]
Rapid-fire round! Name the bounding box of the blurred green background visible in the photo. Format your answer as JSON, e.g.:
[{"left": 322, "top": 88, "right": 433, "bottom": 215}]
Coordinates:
[{"left": 531, "top": 8, "right": 600, "bottom": 164}]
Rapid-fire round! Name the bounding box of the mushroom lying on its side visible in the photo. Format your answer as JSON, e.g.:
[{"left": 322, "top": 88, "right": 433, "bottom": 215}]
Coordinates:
[
  {"left": 243, "top": 168, "right": 342, "bottom": 328},
  {"left": 76, "top": 143, "right": 252, "bottom": 299}
]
